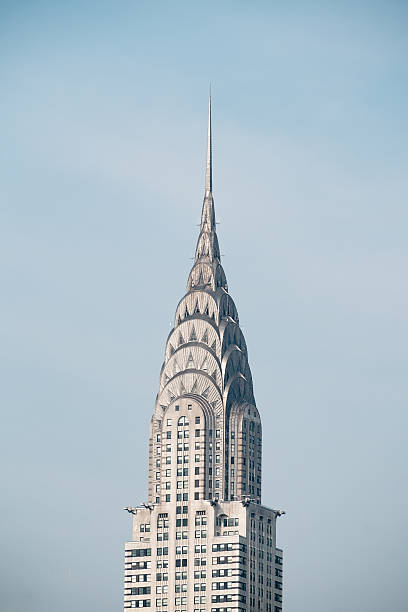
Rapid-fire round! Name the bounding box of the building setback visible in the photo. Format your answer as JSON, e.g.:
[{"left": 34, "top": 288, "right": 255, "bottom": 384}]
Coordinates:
[{"left": 124, "top": 97, "right": 284, "bottom": 612}]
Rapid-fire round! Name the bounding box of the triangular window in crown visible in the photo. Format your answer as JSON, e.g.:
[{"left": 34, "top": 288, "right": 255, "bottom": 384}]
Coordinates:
[
  {"left": 198, "top": 270, "right": 204, "bottom": 286},
  {"left": 201, "top": 386, "right": 210, "bottom": 399},
  {"left": 177, "top": 314, "right": 182, "bottom": 325},
  {"left": 179, "top": 380, "right": 187, "bottom": 395},
  {"left": 194, "top": 300, "right": 200, "bottom": 314},
  {"left": 210, "top": 401, "right": 218, "bottom": 410},
  {"left": 211, "top": 369, "right": 217, "bottom": 383},
  {"left": 204, "top": 304, "right": 209, "bottom": 316},
  {"left": 211, "top": 340, "right": 216, "bottom": 352},
  {"left": 178, "top": 332, "right": 185, "bottom": 346},
  {"left": 168, "top": 390, "right": 176, "bottom": 402},
  {"left": 164, "top": 373, "right": 170, "bottom": 383},
  {"left": 200, "top": 356, "right": 208, "bottom": 371},
  {"left": 169, "top": 343, "right": 175, "bottom": 356},
  {"left": 173, "top": 360, "right": 180, "bottom": 375},
  {"left": 186, "top": 352, "right": 194, "bottom": 369},
  {"left": 184, "top": 305, "right": 189, "bottom": 318},
  {"left": 201, "top": 329, "right": 208, "bottom": 344},
  {"left": 191, "top": 379, "right": 199, "bottom": 394},
  {"left": 160, "top": 405, "right": 167, "bottom": 412},
  {"left": 189, "top": 325, "right": 197, "bottom": 341}
]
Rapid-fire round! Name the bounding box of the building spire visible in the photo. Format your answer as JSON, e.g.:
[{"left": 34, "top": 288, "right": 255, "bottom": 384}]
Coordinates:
[{"left": 205, "top": 88, "right": 212, "bottom": 196}]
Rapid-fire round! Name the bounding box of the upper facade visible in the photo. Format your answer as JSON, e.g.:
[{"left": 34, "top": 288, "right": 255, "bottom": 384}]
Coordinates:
[{"left": 148, "top": 97, "right": 262, "bottom": 507}]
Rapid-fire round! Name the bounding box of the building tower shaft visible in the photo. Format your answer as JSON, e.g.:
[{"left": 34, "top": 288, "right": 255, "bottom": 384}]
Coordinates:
[{"left": 124, "top": 97, "right": 283, "bottom": 612}]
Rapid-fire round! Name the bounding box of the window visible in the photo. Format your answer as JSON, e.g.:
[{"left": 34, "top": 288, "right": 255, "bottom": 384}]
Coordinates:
[
  {"left": 195, "top": 416, "right": 200, "bottom": 424},
  {"left": 195, "top": 429, "right": 200, "bottom": 437},
  {"left": 167, "top": 419, "right": 172, "bottom": 426}
]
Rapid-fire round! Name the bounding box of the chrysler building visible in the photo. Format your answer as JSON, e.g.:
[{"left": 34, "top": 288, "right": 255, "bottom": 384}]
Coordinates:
[{"left": 124, "top": 97, "right": 284, "bottom": 612}]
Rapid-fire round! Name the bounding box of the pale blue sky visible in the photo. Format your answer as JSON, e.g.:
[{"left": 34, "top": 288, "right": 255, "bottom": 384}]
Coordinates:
[{"left": 1, "top": 2, "right": 407, "bottom": 611}]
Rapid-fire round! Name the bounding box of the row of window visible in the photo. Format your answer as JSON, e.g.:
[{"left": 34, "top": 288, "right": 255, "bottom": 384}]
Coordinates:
[
  {"left": 127, "top": 549, "right": 151, "bottom": 558},
  {"left": 216, "top": 517, "right": 239, "bottom": 527},
  {"left": 125, "top": 574, "right": 150, "bottom": 583},
  {"left": 127, "top": 568, "right": 245, "bottom": 583},
  {"left": 128, "top": 549, "right": 247, "bottom": 563},
  {"left": 128, "top": 587, "right": 150, "bottom": 595},
  {"left": 212, "top": 543, "right": 246, "bottom": 552},
  {"left": 126, "top": 595, "right": 272, "bottom": 610},
  {"left": 156, "top": 428, "right": 204, "bottom": 442},
  {"left": 125, "top": 561, "right": 151, "bottom": 570},
  {"left": 159, "top": 417, "right": 223, "bottom": 433},
  {"left": 156, "top": 446, "right": 223, "bottom": 464}
]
